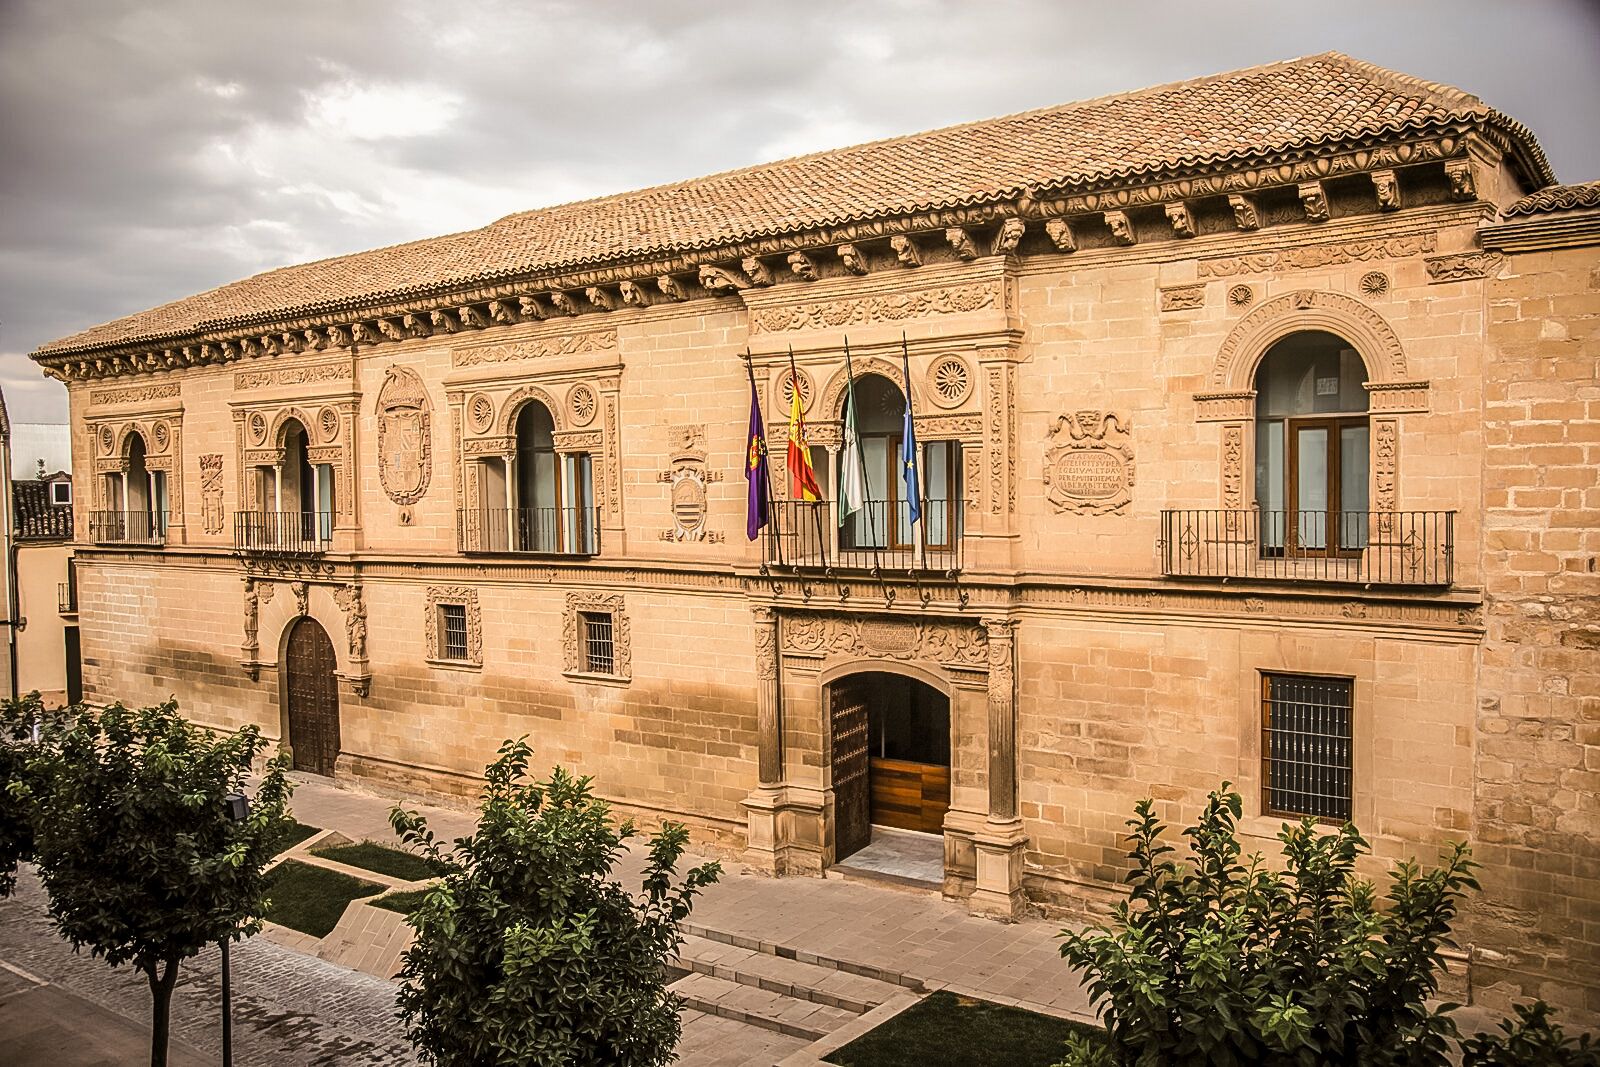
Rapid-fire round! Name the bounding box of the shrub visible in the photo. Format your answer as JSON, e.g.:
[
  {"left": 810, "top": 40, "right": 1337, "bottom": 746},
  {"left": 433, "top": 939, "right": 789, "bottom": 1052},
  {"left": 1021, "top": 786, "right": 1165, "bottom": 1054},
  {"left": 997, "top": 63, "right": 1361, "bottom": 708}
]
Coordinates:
[
  {"left": 0, "top": 692, "right": 70, "bottom": 896},
  {"left": 390, "top": 738, "right": 721, "bottom": 1067},
  {"left": 1057, "top": 784, "right": 1477, "bottom": 1067},
  {"left": 1462, "top": 1001, "right": 1600, "bottom": 1067}
]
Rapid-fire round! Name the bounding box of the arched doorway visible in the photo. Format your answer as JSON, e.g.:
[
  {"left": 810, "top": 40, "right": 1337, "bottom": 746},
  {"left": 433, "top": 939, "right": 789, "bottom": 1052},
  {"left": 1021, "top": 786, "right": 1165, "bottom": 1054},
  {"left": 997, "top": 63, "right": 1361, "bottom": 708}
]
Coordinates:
[
  {"left": 285, "top": 617, "right": 340, "bottom": 775},
  {"left": 830, "top": 670, "right": 951, "bottom": 862}
]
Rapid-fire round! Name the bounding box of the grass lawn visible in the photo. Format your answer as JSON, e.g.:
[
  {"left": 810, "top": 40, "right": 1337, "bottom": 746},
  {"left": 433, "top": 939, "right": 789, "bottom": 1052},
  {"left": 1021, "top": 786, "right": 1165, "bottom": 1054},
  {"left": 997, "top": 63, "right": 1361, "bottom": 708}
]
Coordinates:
[
  {"left": 311, "top": 840, "right": 448, "bottom": 882},
  {"left": 264, "top": 860, "right": 383, "bottom": 938},
  {"left": 371, "top": 888, "right": 432, "bottom": 914},
  {"left": 274, "top": 820, "right": 322, "bottom": 854},
  {"left": 823, "top": 990, "right": 1105, "bottom": 1067}
]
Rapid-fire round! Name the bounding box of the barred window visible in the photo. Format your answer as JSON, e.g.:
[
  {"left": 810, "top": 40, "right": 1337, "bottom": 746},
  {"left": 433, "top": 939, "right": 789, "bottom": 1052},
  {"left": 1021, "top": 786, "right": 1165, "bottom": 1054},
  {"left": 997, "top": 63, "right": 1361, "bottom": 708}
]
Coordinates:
[
  {"left": 580, "top": 611, "right": 614, "bottom": 675},
  {"left": 440, "top": 604, "right": 469, "bottom": 661},
  {"left": 1262, "top": 673, "right": 1353, "bottom": 822}
]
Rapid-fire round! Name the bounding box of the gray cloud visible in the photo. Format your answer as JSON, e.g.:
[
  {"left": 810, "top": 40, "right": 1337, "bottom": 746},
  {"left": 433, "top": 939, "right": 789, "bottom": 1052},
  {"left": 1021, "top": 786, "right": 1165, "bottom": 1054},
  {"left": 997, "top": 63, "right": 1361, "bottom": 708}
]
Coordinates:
[{"left": 4, "top": 0, "right": 1597, "bottom": 423}]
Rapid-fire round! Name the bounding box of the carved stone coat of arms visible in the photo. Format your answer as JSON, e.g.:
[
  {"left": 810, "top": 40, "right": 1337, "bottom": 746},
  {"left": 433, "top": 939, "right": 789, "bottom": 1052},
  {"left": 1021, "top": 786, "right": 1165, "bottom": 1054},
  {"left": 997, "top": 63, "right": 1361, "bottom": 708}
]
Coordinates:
[{"left": 1043, "top": 410, "right": 1134, "bottom": 515}]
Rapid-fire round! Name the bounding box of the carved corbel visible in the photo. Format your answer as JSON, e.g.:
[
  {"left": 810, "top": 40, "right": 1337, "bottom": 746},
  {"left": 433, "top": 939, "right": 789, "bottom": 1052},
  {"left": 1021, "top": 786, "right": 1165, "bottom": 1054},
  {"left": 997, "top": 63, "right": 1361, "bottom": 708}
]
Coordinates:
[
  {"left": 1228, "top": 194, "right": 1260, "bottom": 231},
  {"left": 351, "top": 322, "right": 378, "bottom": 345},
  {"left": 488, "top": 299, "right": 518, "bottom": 325},
  {"left": 740, "top": 256, "right": 773, "bottom": 287},
  {"left": 946, "top": 227, "right": 979, "bottom": 260},
  {"left": 220, "top": 340, "right": 240, "bottom": 361},
  {"left": 1445, "top": 159, "right": 1476, "bottom": 201},
  {"left": 1044, "top": 218, "right": 1076, "bottom": 252},
  {"left": 698, "top": 264, "right": 747, "bottom": 293},
  {"left": 1370, "top": 169, "right": 1401, "bottom": 211},
  {"left": 516, "top": 296, "right": 546, "bottom": 320},
  {"left": 991, "top": 217, "right": 1025, "bottom": 255},
  {"left": 302, "top": 330, "right": 324, "bottom": 351},
  {"left": 326, "top": 324, "right": 350, "bottom": 347},
  {"left": 378, "top": 318, "right": 405, "bottom": 342},
  {"left": 657, "top": 275, "right": 688, "bottom": 301},
  {"left": 1164, "top": 202, "right": 1196, "bottom": 238},
  {"left": 1298, "top": 181, "right": 1330, "bottom": 222},
  {"left": 239, "top": 336, "right": 260, "bottom": 357},
  {"left": 164, "top": 347, "right": 183, "bottom": 365},
  {"left": 403, "top": 313, "right": 433, "bottom": 338},
  {"left": 836, "top": 243, "right": 869, "bottom": 275},
  {"left": 547, "top": 291, "right": 578, "bottom": 316},
  {"left": 618, "top": 280, "right": 649, "bottom": 307},
  {"left": 458, "top": 304, "right": 488, "bottom": 328},
  {"left": 1104, "top": 211, "right": 1136, "bottom": 245},
  {"left": 889, "top": 234, "right": 921, "bottom": 267},
  {"left": 199, "top": 343, "right": 217, "bottom": 362},
  {"left": 786, "top": 252, "right": 817, "bottom": 281},
  {"left": 584, "top": 286, "right": 617, "bottom": 312},
  {"left": 430, "top": 309, "right": 459, "bottom": 333}
]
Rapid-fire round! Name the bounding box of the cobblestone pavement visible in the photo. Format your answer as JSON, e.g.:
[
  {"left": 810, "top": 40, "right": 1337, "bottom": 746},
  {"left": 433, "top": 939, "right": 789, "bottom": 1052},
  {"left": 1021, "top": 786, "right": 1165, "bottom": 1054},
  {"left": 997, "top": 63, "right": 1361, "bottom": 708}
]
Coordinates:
[{"left": 0, "top": 869, "right": 418, "bottom": 1067}]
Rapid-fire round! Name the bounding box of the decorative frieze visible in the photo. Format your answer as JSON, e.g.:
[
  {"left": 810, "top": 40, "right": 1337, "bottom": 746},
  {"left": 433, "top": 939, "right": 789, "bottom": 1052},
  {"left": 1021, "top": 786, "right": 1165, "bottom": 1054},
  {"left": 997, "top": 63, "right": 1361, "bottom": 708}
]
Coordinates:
[
  {"left": 1043, "top": 411, "right": 1134, "bottom": 515},
  {"left": 1424, "top": 251, "right": 1505, "bottom": 283},
  {"left": 750, "top": 281, "right": 1000, "bottom": 334},
  {"left": 91, "top": 383, "right": 180, "bottom": 406},
  {"left": 781, "top": 612, "right": 987, "bottom": 670},
  {"left": 1196, "top": 232, "right": 1436, "bottom": 277},
  {"left": 1159, "top": 284, "right": 1206, "bottom": 312},
  {"left": 1374, "top": 419, "right": 1398, "bottom": 533},
  {"left": 234, "top": 360, "right": 350, "bottom": 390},
  {"left": 1194, "top": 391, "right": 1256, "bottom": 422},
  {"left": 1366, "top": 379, "right": 1431, "bottom": 414},
  {"left": 452, "top": 328, "right": 618, "bottom": 367}
]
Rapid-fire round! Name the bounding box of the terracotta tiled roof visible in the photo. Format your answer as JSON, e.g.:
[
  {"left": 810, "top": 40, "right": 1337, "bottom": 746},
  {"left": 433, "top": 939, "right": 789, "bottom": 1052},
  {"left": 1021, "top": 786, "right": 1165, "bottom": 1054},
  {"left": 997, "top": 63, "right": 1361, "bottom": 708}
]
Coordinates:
[
  {"left": 12, "top": 480, "right": 73, "bottom": 541},
  {"left": 1503, "top": 180, "right": 1600, "bottom": 217},
  {"left": 36, "top": 51, "right": 1552, "bottom": 358}
]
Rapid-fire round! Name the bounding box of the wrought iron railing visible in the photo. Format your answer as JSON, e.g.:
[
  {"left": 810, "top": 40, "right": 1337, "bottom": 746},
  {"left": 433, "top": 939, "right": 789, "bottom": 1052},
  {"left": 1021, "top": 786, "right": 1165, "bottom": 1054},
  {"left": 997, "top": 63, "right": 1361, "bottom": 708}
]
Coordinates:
[
  {"left": 764, "top": 498, "right": 965, "bottom": 575},
  {"left": 1160, "top": 509, "right": 1454, "bottom": 586},
  {"left": 457, "top": 507, "right": 601, "bottom": 556},
  {"left": 89, "top": 510, "right": 165, "bottom": 546},
  {"left": 233, "top": 511, "right": 333, "bottom": 554}
]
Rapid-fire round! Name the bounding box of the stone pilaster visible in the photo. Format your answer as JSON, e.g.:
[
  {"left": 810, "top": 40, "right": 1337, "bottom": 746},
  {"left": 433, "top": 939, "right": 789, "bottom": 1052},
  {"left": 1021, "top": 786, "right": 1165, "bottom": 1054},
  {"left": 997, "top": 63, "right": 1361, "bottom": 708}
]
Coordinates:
[
  {"left": 969, "top": 616, "right": 1027, "bottom": 919},
  {"left": 743, "top": 606, "right": 787, "bottom": 873}
]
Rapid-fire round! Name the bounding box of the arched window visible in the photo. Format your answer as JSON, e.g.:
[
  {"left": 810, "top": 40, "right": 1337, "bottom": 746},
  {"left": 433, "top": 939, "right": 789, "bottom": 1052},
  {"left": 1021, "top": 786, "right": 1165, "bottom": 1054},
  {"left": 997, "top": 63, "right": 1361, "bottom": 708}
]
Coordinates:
[
  {"left": 101, "top": 431, "right": 166, "bottom": 544},
  {"left": 244, "top": 418, "right": 333, "bottom": 549},
  {"left": 841, "top": 374, "right": 959, "bottom": 554},
  {"left": 1254, "top": 331, "right": 1369, "bottom": 555},
  {"left": 501, "top": 400, "right": 594, "bottom": 554}
]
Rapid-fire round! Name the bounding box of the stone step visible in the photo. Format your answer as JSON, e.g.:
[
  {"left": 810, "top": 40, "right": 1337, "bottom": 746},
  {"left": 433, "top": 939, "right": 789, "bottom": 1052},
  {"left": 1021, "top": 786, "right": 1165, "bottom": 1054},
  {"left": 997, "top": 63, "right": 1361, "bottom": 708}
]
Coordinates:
[
  {"left": 681, "top": 922, "right": 927, "bottom": 994},
  {"left": 674, "top": 933, "right": 906, "bottom": 1015},
  {"left": 669, "top": 971, "right": 858, "bottom": 1042}
]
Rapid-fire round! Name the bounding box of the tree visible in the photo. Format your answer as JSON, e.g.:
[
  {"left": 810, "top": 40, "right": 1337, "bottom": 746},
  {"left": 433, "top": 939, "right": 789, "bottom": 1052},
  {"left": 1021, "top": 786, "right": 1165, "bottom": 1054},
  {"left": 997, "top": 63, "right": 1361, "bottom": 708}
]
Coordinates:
[
  {"left": 0, "top": 692, "right": 70, "bottom": 896},
  {"left": 1057, "top": 784, "right": 1478, "bottom": 1067},
  {"left": 29, "top": 700, "right": 293, "bottom": 1067},
  {"left": 390, "top": 738, "right": 721, "bottom": 1067}
]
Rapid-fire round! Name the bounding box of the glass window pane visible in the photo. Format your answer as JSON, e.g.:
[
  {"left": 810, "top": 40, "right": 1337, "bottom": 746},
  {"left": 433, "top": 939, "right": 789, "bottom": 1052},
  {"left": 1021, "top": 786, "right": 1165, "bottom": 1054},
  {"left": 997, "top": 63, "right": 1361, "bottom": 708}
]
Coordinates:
[
  {"left": 1256, "top": 421, "right": 1285, "bottom": 549},
  {"left": 1296, "top": 426, "right": 1328, "bottom": 549},
  {"left": 1340, "top": 425, "right": 1369, "bottom": 549},
  {"left": 923, "top": 442, "right": 949, "bottom": 545}
]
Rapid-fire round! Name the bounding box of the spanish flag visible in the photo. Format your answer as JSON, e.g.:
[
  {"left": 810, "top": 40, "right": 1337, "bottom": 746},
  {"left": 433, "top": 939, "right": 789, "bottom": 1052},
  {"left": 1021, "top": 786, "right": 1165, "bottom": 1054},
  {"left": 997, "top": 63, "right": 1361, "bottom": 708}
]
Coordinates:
[{"left": 786, "top": 352, "right": 823, "bottom": 502}]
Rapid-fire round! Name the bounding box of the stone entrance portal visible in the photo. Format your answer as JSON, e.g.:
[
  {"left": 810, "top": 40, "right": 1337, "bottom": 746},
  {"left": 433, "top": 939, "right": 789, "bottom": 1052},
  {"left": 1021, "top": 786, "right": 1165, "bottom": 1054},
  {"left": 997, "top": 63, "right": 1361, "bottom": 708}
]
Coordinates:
[
  {"left": 831, "top": 671, "right": 952, "bottom": 863},
  {"left": 285, "top": 616, "right": 340, "bottom": 776}
]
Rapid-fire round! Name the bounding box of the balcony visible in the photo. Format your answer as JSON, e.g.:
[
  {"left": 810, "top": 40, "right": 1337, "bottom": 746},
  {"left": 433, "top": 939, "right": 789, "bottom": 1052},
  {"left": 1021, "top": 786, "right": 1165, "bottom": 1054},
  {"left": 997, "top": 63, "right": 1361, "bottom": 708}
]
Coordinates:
[
  {"left": 764, "top": 498, "right": 965, "bottom": 575},
  {"left": 234, "top": 511, "right": 333, "bottom": 555},
  {"left": 1160, "top": 509, "right": 1454, "bottom": 587},
  {"left": 458, "top": 507, "right": 601, "bottom": 556},
  {"left": 89, "top": 510, "right": 165, "bottom": 547}
]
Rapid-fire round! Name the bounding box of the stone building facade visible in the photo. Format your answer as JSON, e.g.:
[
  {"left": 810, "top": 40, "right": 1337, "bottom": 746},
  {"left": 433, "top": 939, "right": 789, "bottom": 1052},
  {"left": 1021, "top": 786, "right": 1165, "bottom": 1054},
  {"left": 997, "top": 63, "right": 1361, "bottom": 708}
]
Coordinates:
[{"left": 31, "top": 54, "right": 1598, "bottom": 1017}]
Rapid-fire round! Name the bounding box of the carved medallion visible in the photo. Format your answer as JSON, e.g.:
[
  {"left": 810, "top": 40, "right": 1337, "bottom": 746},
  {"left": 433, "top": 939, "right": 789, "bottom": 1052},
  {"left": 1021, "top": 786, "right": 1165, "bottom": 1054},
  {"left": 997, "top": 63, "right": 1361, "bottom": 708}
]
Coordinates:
[
  {"left": 151, "top": 420, "right": 171, "bottom": 452},
  {"left": 568, "top": 384, "right": 598, "bottom": 427},
  {"left": 1360, "top": 271, "right": 1390, "bottom": 297},
  {"left": 248, "top": 412, "right": 268, "bottom": 445},
  {"left": 376, "top": 365, "right": 432, "bottom": 507},
  {"left": 658, "top": 425, "right": 724, "bottom": 543},
  {"left": 928, "top": 356, "right": 972, "bottom": 408},
  {"left": 1044, "top": 411, "right": 1134, "bottom": 515},
  {"left": 467, "top": 393, "right": 494, "bottom": 433},
  {"left": 1228, "top": 284, "right": 1254, "bottom": 308},
  {"left": 200, "top": 454, "right": 225, "bottom": 534},
  {"left": 776, "top": 368, "right": 813, "bottom": 415},
  {"left": 317, "top": 406, "right": 340, "bottom": 442},
  {"left": 100, "top": 426, "right": 115, "bottom": 454}
]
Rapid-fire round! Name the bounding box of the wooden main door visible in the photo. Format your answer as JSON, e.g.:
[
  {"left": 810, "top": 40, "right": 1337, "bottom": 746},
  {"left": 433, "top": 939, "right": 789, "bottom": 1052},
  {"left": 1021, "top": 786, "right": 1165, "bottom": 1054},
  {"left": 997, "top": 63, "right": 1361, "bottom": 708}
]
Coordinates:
[
  {"left": 285, "top": 617, "right": 340, "bottom": 776},
  {"left": 830, "top": 676, "right": 872, "bottom": 861}
]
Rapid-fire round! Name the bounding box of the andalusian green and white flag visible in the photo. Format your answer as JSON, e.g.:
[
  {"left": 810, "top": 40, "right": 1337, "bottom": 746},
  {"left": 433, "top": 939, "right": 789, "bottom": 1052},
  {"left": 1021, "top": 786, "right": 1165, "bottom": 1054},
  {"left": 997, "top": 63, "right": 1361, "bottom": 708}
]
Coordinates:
[{"left": 838, "top": 340, "right": 867, "bottom": 526}]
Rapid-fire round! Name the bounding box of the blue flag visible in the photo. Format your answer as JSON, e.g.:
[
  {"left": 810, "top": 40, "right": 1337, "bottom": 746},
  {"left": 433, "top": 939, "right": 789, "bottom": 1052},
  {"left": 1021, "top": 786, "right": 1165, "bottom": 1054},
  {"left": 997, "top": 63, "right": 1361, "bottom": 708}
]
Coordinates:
[{"left": 900, "top": 343, "right": 921, "bottom": 526}]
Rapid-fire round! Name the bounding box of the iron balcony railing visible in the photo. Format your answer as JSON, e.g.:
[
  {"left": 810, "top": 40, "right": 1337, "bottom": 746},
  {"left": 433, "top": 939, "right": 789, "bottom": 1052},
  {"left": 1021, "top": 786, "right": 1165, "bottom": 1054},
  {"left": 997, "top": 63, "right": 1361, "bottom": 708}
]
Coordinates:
[
  {"left": 458, "top": 506, "right": 601, "bottom": 556},
  {"left": 89, "top": 510, "right": 165, "bottom": 547},
  {"left": 1160, "top": 509, "right": 1454, "bottom": 587},
  {"left": 234, "top": 511, "right": 334, "bottom": 555},
  {"left": 764, "top": 498, "right": 965, "bottom": 575}
]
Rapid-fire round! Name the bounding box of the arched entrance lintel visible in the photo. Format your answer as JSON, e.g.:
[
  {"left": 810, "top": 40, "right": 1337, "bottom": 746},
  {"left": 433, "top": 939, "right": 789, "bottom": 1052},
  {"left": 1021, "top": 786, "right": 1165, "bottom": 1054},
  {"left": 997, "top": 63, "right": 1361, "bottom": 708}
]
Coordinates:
[{"left": 818, "top": 656, "right": 954, "bottom": 696}]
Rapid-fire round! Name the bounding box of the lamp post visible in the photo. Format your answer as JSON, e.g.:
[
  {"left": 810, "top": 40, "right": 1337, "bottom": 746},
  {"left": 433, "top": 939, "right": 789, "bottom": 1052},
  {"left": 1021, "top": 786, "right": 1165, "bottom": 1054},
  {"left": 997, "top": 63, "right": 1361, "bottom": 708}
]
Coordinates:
[{"left": 222, "top": 790, "right": 248, "bottom": 1067}]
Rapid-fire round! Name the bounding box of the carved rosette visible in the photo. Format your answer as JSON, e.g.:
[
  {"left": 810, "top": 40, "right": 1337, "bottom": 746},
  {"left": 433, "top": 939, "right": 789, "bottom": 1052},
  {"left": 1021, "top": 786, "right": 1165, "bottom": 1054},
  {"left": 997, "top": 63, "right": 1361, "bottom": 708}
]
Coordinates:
[
  {"left": 376, "top": 365, "right": 433, "bottom": 508},
  {"left": 927, "top": 356, "right": 972, "bottom": 409},
  {"left": 1043, "top": 411, "right": 1134, "bottom": 516}
]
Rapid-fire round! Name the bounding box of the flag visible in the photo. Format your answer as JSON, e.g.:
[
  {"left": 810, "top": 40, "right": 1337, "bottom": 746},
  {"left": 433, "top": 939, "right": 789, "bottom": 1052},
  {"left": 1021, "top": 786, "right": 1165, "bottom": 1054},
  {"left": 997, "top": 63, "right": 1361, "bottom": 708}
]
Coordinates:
[
  {"left": 900, "top": 339, "right": 922, "bottom": 526},
  {"left": 838, "top": 341, "right": 867, "bottom": 526},
  {"left": 786, "top": 351, "right": 823, "bottom": 502},
  {"left": 744, "top": 358, "right": 771, "bottom": 541}
]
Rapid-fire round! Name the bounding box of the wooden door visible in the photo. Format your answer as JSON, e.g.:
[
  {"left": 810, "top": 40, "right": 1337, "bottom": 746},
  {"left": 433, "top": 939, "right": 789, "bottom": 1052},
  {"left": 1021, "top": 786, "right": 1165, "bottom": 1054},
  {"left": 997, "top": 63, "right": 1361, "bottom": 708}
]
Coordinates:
[
  {"left": 830, "top": 676, "right": 872, "bottom": 861},
  {"left": 285, "top": 617, "right": 340, "bottom": 776},
  {"left": 64, "top": 627, "right": 82, "bottom": 705}
]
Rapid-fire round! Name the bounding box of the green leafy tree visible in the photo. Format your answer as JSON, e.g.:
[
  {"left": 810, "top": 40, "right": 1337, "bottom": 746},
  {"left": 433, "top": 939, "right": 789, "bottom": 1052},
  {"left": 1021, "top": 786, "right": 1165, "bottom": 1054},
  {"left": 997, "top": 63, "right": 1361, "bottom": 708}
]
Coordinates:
[
  {"left": 1057, "top": 784, "right": 1478, "bottom": 1067},
  {"left": 29, "top": 700, "right": 293, "bottom": 1067},
  {"left": 1462, "top": 1001, "right": 1600, "bottom": 1067},
  {"left": 0, "top": 692, "right": 71, "bottom": 896},
  {"left": 390, "top": 738, "right": 721, "bottom": 1067}
]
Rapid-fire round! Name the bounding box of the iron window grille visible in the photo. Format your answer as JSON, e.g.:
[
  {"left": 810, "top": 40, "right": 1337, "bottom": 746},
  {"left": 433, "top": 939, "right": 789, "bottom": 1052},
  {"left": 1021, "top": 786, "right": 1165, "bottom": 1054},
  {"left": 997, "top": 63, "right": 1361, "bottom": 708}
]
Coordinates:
[
  {"left": 1261, "top": 672, "right": 1353, "bottom": 823},
  {"left": 440, "top": 604, "right": 469, "bottom": 661},
  {"left": 580, "top": 611, "right": 614, "bottom": 675}
]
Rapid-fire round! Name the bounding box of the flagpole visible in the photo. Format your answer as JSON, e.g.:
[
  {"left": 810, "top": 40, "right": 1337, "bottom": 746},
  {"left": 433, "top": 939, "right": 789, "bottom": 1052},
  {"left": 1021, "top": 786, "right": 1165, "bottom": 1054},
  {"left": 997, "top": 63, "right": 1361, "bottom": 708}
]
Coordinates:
[
  {"left": 747, "top": 349, "right": 783, "bottom": 568},
  {"left": 841, "top": 336, "right": 884, "bottom": 579},
  {"left": 902, "top": 332, "right": 924, "bottom": 573},
  {"left": 789, "top": 345, "right": 831, "bottom": 570}
]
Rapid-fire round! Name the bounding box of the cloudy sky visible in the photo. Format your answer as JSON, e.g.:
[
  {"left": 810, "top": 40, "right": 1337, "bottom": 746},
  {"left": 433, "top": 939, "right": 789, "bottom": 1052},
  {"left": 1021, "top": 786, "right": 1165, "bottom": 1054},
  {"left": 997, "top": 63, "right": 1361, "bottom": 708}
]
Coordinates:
[{"left": 3, "top": 0, "right": 1597, "bottom": 424}]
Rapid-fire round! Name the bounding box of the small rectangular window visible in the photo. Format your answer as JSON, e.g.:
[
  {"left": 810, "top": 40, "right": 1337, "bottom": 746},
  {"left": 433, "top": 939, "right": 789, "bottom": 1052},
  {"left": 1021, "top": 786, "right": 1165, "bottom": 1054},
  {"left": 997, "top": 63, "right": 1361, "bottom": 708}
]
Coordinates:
[
  {"left": 1262, "top": 673, "right": 1353, "bottom": 822},
  {"left": 50, "top": 481, "right": 72, "bottom": 506},
  {"left": 440, "top": 604, "right": 469, "bottom": 661},
  {"left": 580, "top": 611, "right": 614, "bottom": 675}
]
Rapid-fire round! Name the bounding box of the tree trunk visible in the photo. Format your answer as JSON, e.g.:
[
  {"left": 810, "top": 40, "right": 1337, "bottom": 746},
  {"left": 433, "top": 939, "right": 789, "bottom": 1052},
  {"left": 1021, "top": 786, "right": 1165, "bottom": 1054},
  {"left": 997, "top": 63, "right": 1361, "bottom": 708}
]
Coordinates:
[{"left": 146, "top": 957, "right": 181, "bottom": 1067}]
